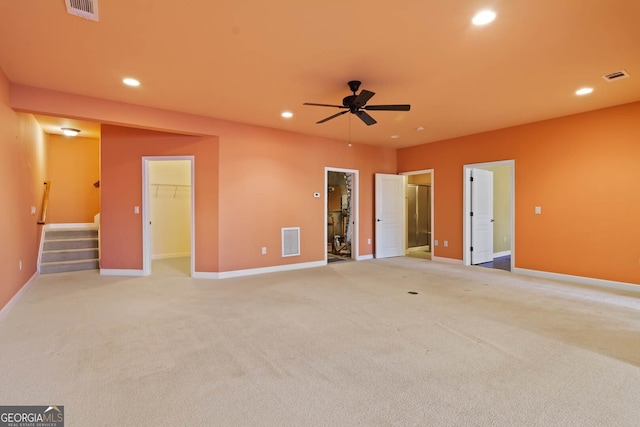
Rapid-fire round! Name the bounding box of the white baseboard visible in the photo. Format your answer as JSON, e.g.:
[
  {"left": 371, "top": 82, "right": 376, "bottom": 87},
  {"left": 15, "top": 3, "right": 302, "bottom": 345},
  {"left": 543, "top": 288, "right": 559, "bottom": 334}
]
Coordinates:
[
  {"left": 152, "top": 252, "right": 190, "bottom": 260},
  {"left": 356, "top": 254, "right": 374, "bottom": 261},
  {"left": 0, "top": 272, "right": 38, "bottom": 321},
  {"left": 100, "top": 269, "right": 145, "bottom": 276},
  {"left": 513, "top": 267, "right": 640, "bottom": 294},
  {"left": 45, "top": 222, "right": 98, "bottom": 230},
  {"left": 493, "top": 250, "right": 511, "bottom": 258},
  {"left": 432, "top": 256, "right": 464, "bottom": 265},
  {"left": 193, "top": 260, "right": 326, "bottom": 280}
]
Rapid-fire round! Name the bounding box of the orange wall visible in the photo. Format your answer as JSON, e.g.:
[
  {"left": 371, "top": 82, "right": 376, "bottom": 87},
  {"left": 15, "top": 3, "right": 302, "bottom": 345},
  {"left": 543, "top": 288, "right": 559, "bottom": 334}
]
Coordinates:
[
  {"left": 397, "top": 101, "right": 640, "bottom": 285},
  {"left": 217, "top": 127, "right": 395, "bottom": 271},
  {"left": 12, "top": 85, "right": 396, "bottom": 273},
  {"left": 0, "top": 70, "right": 47, "bottom": 310},
  {"left": 100, "top": 125, "right": 219, "bottom": 272},
  {"left": 47, "top": 134, "right": 100, "bottom": 223}
]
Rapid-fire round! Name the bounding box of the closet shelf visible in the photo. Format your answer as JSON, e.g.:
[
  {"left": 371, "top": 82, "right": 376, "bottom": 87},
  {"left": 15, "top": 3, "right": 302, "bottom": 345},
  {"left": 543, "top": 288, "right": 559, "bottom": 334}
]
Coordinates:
[{"left": 151, "top": 183, "right": 191, "bottom": 198}]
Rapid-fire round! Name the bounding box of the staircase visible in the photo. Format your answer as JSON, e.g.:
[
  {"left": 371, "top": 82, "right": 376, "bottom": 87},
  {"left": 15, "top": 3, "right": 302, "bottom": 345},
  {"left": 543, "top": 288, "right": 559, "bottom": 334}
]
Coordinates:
[{"left": 40, "top": 226, "right": 99, "bottom": 274}]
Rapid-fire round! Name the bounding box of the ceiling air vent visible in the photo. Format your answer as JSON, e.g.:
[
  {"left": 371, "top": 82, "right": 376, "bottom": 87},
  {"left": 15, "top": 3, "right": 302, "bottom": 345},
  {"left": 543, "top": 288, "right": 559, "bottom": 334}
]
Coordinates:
[
  {"left": 602, "top": 70, "right": 630, "bottom": 82},
  {"left": 65, "top": 0, "right": 99, "bottom": 21}
]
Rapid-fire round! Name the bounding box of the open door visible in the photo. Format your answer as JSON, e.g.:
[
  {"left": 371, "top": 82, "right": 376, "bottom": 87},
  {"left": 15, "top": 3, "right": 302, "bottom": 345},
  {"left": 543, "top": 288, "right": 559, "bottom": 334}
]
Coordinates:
[
  {"left": 375, "top": 173, "right": 406, "bottom": 258},
  {"left": 470, "top": 168, "right": 493, "bottom": 264}
]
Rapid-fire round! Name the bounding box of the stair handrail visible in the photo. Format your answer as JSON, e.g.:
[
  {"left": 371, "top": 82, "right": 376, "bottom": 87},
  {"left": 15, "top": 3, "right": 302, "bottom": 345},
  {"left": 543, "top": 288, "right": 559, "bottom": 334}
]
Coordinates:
[{"left": 37, "top": 181, "right": 51, "bottom": 225}]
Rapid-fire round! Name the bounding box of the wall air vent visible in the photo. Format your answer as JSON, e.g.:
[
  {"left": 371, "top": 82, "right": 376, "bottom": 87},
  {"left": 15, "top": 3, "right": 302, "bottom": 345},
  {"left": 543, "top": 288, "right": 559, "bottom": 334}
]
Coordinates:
[
  {"left": 602, "top": 70, "right": 630, "bottom": 82},
  {"left": 282, "top": 227, "right": 300, "bottom": 257},
  {"left": 65, "top": 0, "right": 99, "bottom": 21}
]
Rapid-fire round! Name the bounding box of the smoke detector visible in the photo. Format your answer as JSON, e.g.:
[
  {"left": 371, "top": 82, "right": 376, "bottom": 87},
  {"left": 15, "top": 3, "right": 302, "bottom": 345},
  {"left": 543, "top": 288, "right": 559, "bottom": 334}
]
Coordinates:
[
  {"left": 602, "top": 70, "right": 630, "bottom": 82},
  {"left": 65, "top": 0, "right": 99, "bottom": 21}
]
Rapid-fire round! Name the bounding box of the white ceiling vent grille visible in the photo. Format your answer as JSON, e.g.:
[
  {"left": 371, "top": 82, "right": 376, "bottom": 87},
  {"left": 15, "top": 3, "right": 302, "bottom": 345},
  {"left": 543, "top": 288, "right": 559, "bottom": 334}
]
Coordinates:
[
  {"left": 65, "top": 0, "right": 99, "bottom": 21},
  {"left": 602, "top": 70, "right": 630, "bottom": 82},
  {"left": 282, "top": 227, "right": 300, "bottom": 257}
]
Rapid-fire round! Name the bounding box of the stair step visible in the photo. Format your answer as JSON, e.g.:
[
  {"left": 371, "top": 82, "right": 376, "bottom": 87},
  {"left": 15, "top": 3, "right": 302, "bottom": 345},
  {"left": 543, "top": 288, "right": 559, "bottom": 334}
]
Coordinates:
[
  {"left": 45, "top": 229, "right": 98, "bottom": 240},
  {"left": 43, "top": 238, "right": 98, "bottom": 251},
  {"left": 40, "top": 259, "right": 100, "bottom": 275},
  {"left": 41, "top": 248, "right": 99, "bottom": 263},
  {"left": 40, "top": 225, "right": 100, "bottom": 274}
]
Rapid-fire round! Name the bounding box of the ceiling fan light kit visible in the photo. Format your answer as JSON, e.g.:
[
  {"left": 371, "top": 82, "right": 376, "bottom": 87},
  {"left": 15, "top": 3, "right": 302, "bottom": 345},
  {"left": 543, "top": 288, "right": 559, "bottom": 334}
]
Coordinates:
[{"left": 303, "top": 80, "right": 410, "bottom": 126}]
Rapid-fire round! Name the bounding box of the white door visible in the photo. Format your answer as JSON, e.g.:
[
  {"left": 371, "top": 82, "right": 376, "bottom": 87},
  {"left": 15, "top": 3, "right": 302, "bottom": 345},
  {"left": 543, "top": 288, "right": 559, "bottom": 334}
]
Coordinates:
[
  {"left": 471, "top": 168, "right": 494, "bottom": 264},
  {"left": 375, "top": 173, "right": 405, "bottom": 258}
]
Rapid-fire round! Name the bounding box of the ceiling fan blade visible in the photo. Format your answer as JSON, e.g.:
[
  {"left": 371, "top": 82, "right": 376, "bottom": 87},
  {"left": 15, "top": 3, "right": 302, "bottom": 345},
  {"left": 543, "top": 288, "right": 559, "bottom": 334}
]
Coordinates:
[
  {"left": 316, "top": 110, "right": 349, "bottom": 124},
  {"left": 355, "top": 110, "right": 377, "bottom": 126},
  {"left": 352, "top": 89, "right": 375, "bottom": 108},
  {"left": 363, "top": 104, "right": 411, "bottom": 111},
  {"left": 303, "top": 102, "right": 346, "bottom": 108}
]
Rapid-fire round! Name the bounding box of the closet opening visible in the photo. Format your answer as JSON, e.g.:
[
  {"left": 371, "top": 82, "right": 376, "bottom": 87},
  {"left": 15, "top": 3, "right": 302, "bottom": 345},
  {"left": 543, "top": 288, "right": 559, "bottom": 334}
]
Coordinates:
[{"left": 142, "top": 157, "right": 195, "bottom": 276}]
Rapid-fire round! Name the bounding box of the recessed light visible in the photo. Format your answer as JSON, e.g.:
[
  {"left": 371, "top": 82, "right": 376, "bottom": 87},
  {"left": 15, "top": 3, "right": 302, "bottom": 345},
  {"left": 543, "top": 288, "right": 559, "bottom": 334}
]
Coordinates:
[
  {"left": 281, "top": 111, "right": 293, "bottom": 118},
  {"left": 472, "top": 10, "right": 496, "bottom": 26},
  {"left": 123, "top": 77, "right": 140, "bottom": 87},
  {"left": 416, "top": 126, "right": 425, "bottom": 132},
  {"left": 575, "top": 87, "right": 594, "bottom": 96},
  {"left": 61, "top": 127, "right": 80, "bottom": 137},
  {"left": 390, "top": 135, "right": 400, "bottom": 139}
]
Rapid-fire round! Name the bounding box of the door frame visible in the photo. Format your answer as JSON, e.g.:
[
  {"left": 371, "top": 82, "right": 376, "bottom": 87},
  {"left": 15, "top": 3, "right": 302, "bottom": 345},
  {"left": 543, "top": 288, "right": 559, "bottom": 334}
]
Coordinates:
[
  {"left": 142, "top": 156, "right": 195, "bottom": 276},
  {"left": 462, "top": 160, "right": 514, "bottom": 268},
  {"left": 324, "top": 167, "right": 359, "bottom": 262},
  {"left": 400, "top": 169, "right": 434, "bottom": 255}
]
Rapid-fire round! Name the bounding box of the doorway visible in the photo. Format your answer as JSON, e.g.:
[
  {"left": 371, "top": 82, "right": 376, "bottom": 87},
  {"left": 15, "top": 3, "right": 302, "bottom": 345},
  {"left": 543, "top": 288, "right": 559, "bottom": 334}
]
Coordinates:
[
  {"left": 325, "top": 168, "right": 358, "bottom": 263},
  {"left": 403, "top": 171, "right": 433, "bottom": 260},
  {"left": 463, "top": 161, "right": 514, "bottom": 271},
  {"left": 142, "top": 157, "right": 195, "bottom": 276}
]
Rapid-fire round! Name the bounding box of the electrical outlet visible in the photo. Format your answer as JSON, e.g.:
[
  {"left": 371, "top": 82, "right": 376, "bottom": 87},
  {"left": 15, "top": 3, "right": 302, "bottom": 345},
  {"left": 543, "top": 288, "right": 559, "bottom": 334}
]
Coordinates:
[
  {"left": 30, "top": 206, "right": 36, "bottom": 215},
  {"left": 534, "top": 206, "right": 542, "bottom": 215},
  {"left": 367, "top": 238, "right": 371, "bottom": 245},
  {"left": 434, "top": 240, "right": 439, "bottom": 246},
  {"left": 444, "top": 240, "right": 448, "bottom": 247},
  {"left": 134, "top": 206, "right": 140, "bottom": 214},
  {"left": 261, "top": 247, "right": 267, "bottom": 255}
]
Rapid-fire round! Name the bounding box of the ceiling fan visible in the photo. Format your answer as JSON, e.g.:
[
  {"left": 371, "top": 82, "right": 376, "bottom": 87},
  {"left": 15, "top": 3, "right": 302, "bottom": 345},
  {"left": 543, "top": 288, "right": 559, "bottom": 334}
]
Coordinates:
[{"left": 303, "top": 80, "right": 410, "bottom": 126}]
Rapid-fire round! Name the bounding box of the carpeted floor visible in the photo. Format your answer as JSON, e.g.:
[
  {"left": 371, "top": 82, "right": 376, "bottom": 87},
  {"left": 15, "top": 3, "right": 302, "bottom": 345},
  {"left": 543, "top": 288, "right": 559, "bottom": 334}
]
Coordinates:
[{"left": 1, "top": 257, "right": 639, "bottom": 426}]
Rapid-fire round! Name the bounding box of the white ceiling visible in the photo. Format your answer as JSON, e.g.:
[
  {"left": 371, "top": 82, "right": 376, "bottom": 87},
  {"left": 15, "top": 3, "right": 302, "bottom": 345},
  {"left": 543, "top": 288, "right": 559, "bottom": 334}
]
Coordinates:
[{"left": 1, "top": 0, "right": 639, "bottom": 147}]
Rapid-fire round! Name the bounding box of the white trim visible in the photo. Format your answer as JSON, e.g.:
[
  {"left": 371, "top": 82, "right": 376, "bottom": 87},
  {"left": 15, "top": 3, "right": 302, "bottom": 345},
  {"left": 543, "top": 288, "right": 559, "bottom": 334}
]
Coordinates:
[
  {"left": 463, "top": 160, "right": 515, "bottom": 269},
  {"left": 142, "top": 156, "right": 195, "bottom": 277},
  {"left": 151, "top": 252, "right": 191, "bottom": 260},
  {"left": 37, "top": 226, "right": 46, "bottom": 274},
  {"left": 44, "top": 222, "right": 98, "bottom": 230},
  {"left": 100, "top": 269, "right": 145, "bottom": 276},
  {"left": 493, "top": 250, "right": 511, "bottom": 258},
  {"left": 193, "top": 261, "right": 326, "bottom": 280},
  {"left": 325, "top": 167, "right": 359, "bottom": 262},
  {"left": 0, "top": 272, "right": 38, "bottom": 321},
  {"left": 513, "top": 268, "right": 640, "bottom": 294},
  {"left": 432, "top": 256, "right": 464, "bottom": 265},
  {"left": 356, "top": 254, "right": 374, "bottom": 261}
]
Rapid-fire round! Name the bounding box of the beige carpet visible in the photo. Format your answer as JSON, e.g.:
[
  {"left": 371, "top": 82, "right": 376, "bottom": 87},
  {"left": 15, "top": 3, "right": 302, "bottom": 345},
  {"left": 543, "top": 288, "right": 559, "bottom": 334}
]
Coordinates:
[{"left": 1, "top": 257, "right": 639, "bottom": 426}]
